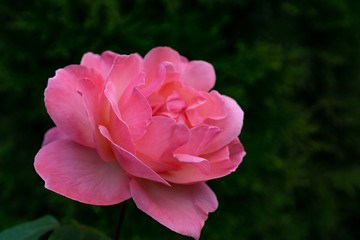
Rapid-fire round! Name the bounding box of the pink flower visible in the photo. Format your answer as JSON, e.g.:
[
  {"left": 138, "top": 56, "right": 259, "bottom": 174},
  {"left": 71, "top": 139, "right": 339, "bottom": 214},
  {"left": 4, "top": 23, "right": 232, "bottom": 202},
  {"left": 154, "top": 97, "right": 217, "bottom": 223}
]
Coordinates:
[{"left": 35, "top": 47, "right": 245, "bottom": 239}]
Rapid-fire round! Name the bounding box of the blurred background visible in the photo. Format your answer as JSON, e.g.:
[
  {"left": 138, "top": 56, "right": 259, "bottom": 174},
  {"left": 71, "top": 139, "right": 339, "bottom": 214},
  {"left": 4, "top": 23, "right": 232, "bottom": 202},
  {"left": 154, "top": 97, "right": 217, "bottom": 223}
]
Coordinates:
[{"left": 0, "top": 0, "right": 359, "bottom": 239}]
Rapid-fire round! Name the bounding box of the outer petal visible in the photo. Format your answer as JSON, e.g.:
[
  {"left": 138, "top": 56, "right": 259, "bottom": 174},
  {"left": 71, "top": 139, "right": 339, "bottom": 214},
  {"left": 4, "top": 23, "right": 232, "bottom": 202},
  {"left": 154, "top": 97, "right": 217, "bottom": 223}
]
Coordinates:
[
  {"left": 144, "top": 47, "right": 185, "bottom": 85},
  {"left": 80, "top": 52, "right": 114, "bottom": 80},
  {"left": 80, "top": 51, "right": 125, "bottom": 79},
  {"left": 130, "top": 178, "right": 218, "bottom": 240},
  {"left": 101, "top": 51, "right": 123, "bottom": 65},
  {"left": 34, "top": 139, "right": 131, "bottom": 205},
  {"left": 180, "top": 60, "right": 216, "bottom": 92},
  {"left": 45, "top": 65, "right": 104, "bottom": 148},
  {"left": 42, "top": 127, "right": 68, "bottom": 146},
  {"left": 205, "top": 138, "right": 245, "bottom": 172},
  {"left": 203, "top": 95, "right": 244, "bottom": 153},
  {"left": 106, "top": 53, "right": 143, "bottom": 98}
]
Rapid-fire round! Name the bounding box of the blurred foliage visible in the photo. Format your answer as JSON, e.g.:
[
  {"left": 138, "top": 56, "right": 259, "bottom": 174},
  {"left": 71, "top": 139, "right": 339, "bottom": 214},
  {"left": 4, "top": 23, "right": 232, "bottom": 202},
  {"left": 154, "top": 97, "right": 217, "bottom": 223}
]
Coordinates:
[
  {"left": 0, "top": 215, "right": 112, "bottom": 240},
  {"left": 0, "top": 0, "right": 359, "bottom": 239}
]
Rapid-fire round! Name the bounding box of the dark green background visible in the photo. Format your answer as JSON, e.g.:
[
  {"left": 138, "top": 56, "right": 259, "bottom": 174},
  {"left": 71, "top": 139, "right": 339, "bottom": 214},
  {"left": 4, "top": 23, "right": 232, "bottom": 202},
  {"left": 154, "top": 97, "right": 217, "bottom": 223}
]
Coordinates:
[{"left": 1, "top": 0, "right": 359, "bottom": 239}]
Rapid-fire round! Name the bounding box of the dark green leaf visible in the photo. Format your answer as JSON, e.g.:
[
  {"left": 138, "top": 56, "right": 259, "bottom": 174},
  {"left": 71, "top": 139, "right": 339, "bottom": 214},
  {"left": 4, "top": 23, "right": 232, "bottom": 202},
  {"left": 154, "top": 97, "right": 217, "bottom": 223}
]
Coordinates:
[
  {"left": 49, "top": 224, "right": 111, "bottom": 240},
  {"left": 0, "top": 215, "right": 59, "bottom": 240}
]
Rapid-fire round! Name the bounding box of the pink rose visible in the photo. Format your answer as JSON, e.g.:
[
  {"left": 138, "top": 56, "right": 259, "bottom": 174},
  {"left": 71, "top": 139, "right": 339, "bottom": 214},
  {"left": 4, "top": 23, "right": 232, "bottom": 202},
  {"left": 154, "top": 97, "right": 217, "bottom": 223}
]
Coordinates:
[{"left": 35, "top": 47, "right": 245, "bottom": 239}]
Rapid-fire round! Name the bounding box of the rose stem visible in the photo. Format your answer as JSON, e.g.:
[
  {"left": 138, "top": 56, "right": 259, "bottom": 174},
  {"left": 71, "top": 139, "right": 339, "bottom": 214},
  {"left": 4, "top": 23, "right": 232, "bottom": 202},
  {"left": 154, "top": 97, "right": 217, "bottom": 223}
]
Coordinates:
[{"left": 114, "top": 200, "right": 127, "bottom": 240}]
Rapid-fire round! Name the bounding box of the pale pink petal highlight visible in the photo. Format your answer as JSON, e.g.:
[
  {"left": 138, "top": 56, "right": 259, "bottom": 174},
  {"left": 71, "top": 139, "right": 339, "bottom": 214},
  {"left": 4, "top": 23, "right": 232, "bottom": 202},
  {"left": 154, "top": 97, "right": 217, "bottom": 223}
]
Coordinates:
[{"left": 181, "top": 60, "right": 216, "bottom": 92}]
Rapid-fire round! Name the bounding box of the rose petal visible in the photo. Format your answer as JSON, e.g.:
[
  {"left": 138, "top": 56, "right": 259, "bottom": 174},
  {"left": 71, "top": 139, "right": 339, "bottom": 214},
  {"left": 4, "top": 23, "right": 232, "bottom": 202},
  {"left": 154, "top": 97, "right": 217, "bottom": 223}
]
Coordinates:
[
  {"left": 108, "top": 109, "right": 136, "bottom": 154},
  {"left": 135, "top": 116, "right": 190, "bottom": 172},
  {"left": 78, "top": 79, "right": 115, "bottom": 162},
  {"left": 228, "top": 138, "right": 246, "bottom": 166},
  {"left": 77, "top": 78, "right": 101, "bottom": 126},
  {"left": 144, "top": 47, "right": 185, "bottom": 84},
  {"left": 140, "top": 64, "right": 166, "bottom": 97},
  {"left": 186, "top": 90, "right": 227, "bottom": 126},
  {"left": 119, "top": 84, "right": 152, "bottom": 141},
  {"left": 162, "top": 139, "right": 245, "bottom": 184},
  {"left": 158, "top": 81, "right": 206, "bottom": 107},
  {"left": 81, "top": 50, "right": 127, "bottom": 81},
  {"left": 45, "top": 65, "right": 104, "bottom": 148},
  {"left": 205, "top": 138, "right": 245, "bottom": 173},
  {"left": 34, "top": 139, "right": 131, "bottom": 205},
  {"left": 81, "top": 51, "right": 121, "bottom": 79},
  {"left": 99, "top": 126, "right": 170, "bottom": 186},
  {"left": 105, "top": 80, "right": 153, "bottom": 152},
  {"left": 144, "top": 47, "right": 186, "bottom": 86},
  {"left": 42, "top": 127, "right": 68, "bottom": 146},
  {"left": 106, "top": 53, "right": 143, "bottom": 98},
  {"left": 130, "top": 178, "right": 218, "bottom": 240},
  {"left": 101, "top": 50, "right": 122, "bottom": 64},
  {"left": 80, "top": 52, "right": 117, "bottom": 80},
  {"left": 203, "top": 95, "right": 244, "bottom": 153},
  {"left": 175, "top": 124, "right": 221, "bottom": 156},
  {"left": 173, "top": 154, "right": 210, "bottom": 175},
  {"left": 180, "top": 60, "right": 216, "bottom": 92},
  {"left": 166, "top": 91, "right": 187, "bottom": 113}
]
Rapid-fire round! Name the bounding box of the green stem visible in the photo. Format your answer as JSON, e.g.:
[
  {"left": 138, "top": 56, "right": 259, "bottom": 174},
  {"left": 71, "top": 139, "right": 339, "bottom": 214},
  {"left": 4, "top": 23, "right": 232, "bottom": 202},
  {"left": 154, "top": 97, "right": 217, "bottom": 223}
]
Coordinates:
[{"left": 113, "top": 200, "right": 127, "bottom": 240}]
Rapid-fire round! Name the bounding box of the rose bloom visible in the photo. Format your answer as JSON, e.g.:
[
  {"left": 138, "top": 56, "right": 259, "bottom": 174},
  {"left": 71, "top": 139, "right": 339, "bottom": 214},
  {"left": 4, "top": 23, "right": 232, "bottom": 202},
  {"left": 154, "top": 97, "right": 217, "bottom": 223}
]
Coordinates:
[{"left": 35, "top": 47, "right": 245, "bottom": 239}]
